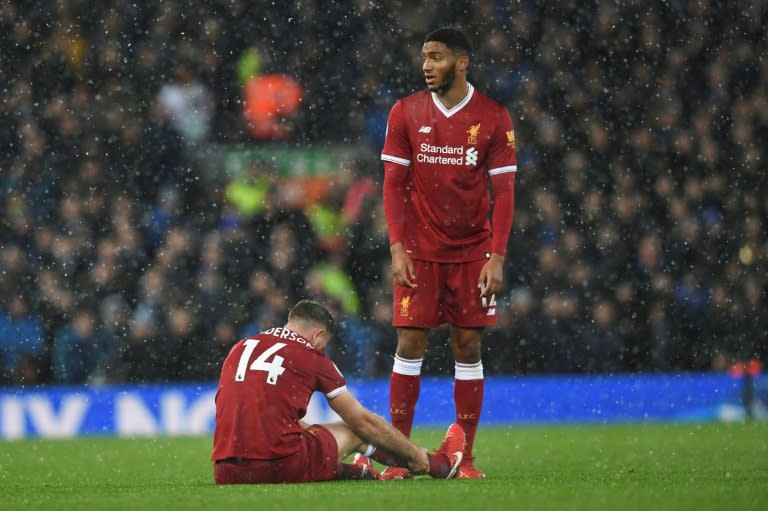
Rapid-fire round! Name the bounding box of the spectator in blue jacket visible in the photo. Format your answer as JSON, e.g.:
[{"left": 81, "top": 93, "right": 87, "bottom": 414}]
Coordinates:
[
  {"left": 0, "top": 296, "right": 45, "bottom": 384},
  {"left": 51, "top": 304, "right": 115, "bottom": 384}
]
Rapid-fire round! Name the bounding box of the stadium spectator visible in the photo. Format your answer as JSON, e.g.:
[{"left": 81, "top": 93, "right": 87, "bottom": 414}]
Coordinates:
[
  {"left": 242, "top": 72, "right": 304, "bottom": 140},
  {"left": 0, "top": 296, "right": 45, "bottom": 384},
  {"left": 95, "top": 294, "right": 130, "bottom": 383},
  {"left": 115, "top": 309, "right": 161, "bottom": 383},
  {"left": 484, "top": 288, "right": 538, "bottom": 373},
  {"left": 365, "top": 295, "right": 399, "bottom": 377},
  {"left": 239, "top": 286, "right": 291, "bottom": 341},
  {"left": 51, "top": 303, "right": 115, "bottom": 384},
  {"left": 582, "top": 296, "right": 626, "bottom": 374},
  {"left": 157, "top": 64, "right": 215, "bottom": 146},
  {"left": 162, "top": 301, "right": 212, "bottom": 381},
  {"left": 265, "top": 222, "right": 309, "bottom": 306}
]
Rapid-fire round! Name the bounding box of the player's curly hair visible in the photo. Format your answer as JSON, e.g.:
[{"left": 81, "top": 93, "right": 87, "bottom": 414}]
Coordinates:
[
  {"left": 424, "top": 27, "right": 472, "bottom": 56},
  {"left": 288, "top": 299, "right": 336, "bottom": 337}
]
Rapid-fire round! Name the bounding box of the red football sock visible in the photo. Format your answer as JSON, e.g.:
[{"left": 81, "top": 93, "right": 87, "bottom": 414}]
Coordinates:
[
  {"left": 367, "top": 449, "right": 451, "bottom": 476},
  {"left": 454, "top": 362, "right": 484, "bottom": 458},
  {"left": 335, "top": 463, "right": 374, "bottom": 480},
  {"left": 427, "top": 453, "right": 453, "bottom": 478},
  {"left": 368, "top": 447, "right": 405, "bottom": 468},
  {"left": 390, "top": 356, "right": 422, "bottom": 437}
]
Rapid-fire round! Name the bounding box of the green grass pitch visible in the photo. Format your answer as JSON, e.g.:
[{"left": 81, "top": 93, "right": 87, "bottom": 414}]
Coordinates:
[{"left": 1, "top": 423, "right": 766, "bottom": 511}]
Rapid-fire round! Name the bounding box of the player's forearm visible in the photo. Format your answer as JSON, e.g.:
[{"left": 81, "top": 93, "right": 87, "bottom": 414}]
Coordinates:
[
  {"left": 354, "top": 411, "right": 423, "bottom": 465},
  {"left": 490, "top": 172, "right": 515, "bottom": 255},
  {"left": 488, "top": 252, "right": 505, "bottom": 264},
  {"left": 382, "top": 163, "right": 409, "bottom": 245},
  {"left": 390, "top": 241, "right": 406, "bottom": 255}
]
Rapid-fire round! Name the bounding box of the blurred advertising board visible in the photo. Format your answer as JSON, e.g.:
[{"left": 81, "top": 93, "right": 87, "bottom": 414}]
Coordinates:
[{"left": 1, "top": 374, "right": 765, "bottom": 439}]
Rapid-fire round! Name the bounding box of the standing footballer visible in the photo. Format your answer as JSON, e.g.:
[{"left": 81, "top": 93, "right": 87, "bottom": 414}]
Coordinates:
[{"left": 379, "top": 27, "right": 517, "bottom": 479}]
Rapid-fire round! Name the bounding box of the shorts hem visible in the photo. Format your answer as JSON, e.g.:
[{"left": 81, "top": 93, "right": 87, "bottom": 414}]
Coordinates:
[{"left": 391, "top": 322, "right": 441, "bottom": 329}]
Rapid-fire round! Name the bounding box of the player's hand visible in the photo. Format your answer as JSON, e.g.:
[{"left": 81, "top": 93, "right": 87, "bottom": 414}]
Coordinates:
[
  {"left": 391, "top": 242, "right": 417, "bottom": 288},
  {"left": 478, "top": 253, "right": 504, "bottom": 297},
  {"left": 406, "top": 447, "right": 430, "bottom": 474}
]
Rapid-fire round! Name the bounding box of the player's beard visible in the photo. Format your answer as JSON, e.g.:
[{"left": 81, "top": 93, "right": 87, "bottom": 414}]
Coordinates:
[{"left": 432, "top": 62, "right": 456, "bottom": 96}]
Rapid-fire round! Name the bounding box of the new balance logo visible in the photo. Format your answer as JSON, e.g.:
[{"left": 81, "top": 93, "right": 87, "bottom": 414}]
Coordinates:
[{"left": 418, "top": 126, "right": 432, "bottom": 133}]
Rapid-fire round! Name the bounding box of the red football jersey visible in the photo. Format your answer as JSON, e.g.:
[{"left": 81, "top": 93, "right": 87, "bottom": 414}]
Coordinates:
[
  {"left": 381, "top": 83, "right": 517, "bottom": 262},
  {"left": 211, "top": 327, "right": 347, "bottom": 461}
]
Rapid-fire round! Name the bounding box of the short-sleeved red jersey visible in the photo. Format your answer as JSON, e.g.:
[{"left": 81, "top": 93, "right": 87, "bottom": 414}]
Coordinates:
[
  {"left": 211, "top": 327, "right": 347, "bottom": 461},
  {"left": 381, "top": 83, "right": 517, "bottom": 262}
]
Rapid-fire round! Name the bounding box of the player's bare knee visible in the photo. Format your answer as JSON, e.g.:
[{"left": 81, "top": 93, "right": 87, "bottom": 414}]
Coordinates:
[
  {"left": 451, "top": 332, "right": 482, "bottom": 362},
  {"left": 396, "top": 328, "right": 429, "bottom": 358},
  {"left": 452, "top": 344, "right": 481, "bottom": 363},
  {"left": 396, "top": 344, "right": 428, "bottom": 359}
]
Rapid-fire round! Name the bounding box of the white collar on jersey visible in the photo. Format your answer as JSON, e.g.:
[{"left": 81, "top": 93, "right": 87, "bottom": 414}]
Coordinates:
[{"left": 430, "top": 82, "right": 475, "bottom": 118}]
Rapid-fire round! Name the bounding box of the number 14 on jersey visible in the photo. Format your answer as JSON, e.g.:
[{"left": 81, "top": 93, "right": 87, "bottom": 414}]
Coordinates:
[{"left": 235, "top": 339, "right": 287, "bottom": 385}]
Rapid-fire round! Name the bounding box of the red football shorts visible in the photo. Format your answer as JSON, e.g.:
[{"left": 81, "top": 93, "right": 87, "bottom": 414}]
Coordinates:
[
  {"left": 392, "top": 258, "right": 498, "bottom": 328},
  {"left": 213, "top": 424, "right": 339, "bottom": 484}
]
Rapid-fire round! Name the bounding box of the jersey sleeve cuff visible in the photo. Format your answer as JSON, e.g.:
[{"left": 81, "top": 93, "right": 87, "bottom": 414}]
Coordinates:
[
  {"left": 326, "top": 385, "right": 348, "bottom": 399},
  {"left": 381, "top": 154, "right": 411, "bottom": 166},
  {"left": 488, "top": 164, "right": 517, "bottom": 176}
]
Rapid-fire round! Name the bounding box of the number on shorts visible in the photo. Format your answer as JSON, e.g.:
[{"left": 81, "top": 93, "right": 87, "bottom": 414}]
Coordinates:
[{"left": 234, "top": 339, "right": 287, "bottom": 385}]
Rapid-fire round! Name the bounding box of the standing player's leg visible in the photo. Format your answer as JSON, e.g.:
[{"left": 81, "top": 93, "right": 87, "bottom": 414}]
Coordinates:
[
  {"left": 390, "top": 328, "right": 429, "bottom": 437},
  {"left": 381, "top": 327, "right": 428, "bottom": 479},
  {"left": 443, "top": 258, "right": 496, "bottom": 479},
  {"left": 386, "top": 259, "right": 440, "bottom": 479},
  {"left": 451, "top": 326, "right": 486, "bottom": 478}
]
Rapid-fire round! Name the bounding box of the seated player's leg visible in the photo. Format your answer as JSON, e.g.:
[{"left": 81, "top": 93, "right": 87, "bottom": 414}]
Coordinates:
[
  {"left": 352, "top": 453, "right": 380, "bottom": 479},
  {"left": 355, "top": 423, "right": 466, "bottom": 480},
  {"left": 214, "top": 424, "right": 341, "bottom": 483},
  {"left": 303, "top": 424, "right": 358, "bottom": 481},
  {"left": 319, "top": 422, "right": 378, "bottom": 480},
  {"left": 380, "top": 466, "right": 411, "bottom": 480},
  {"left": 320, "top": 421, "right": 366, "bottom": 460}
]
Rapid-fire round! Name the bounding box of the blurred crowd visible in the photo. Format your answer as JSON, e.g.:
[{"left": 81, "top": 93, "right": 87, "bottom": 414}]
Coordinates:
[{"left": 1, "top": 1, "right": 766, "bottom": 386}]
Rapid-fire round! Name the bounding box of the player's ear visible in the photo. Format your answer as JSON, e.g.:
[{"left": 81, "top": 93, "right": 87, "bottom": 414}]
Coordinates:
[
  {"left": 457, "top": 54, "right": 469, "bottom": 72},
  {"left": 321, "top": 328, "right": 332, "bottom": 347},
  {"left": 311, "top": 327, "right": 330, "bottom": 349}
]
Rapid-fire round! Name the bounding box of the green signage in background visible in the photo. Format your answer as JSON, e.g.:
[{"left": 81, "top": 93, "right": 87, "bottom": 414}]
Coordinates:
[{"left": 224, "top": 145, "right": 339, "bottom": 177}]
